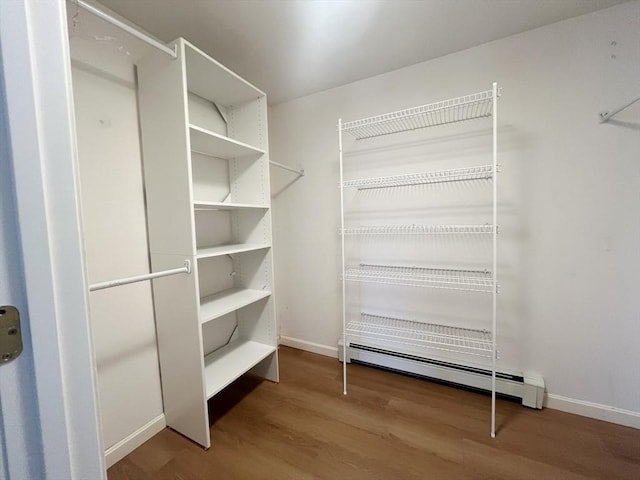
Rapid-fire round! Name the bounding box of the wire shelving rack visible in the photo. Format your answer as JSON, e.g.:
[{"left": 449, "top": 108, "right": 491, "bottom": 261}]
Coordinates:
[
  {"left": 345, "top": 264, "right": 493, "bottom": 293},
  {"left": 342, "top": 224, "right": 494, "bottom": 235},
  {"left": 343, "top": 165, "right": 493, "bottom": 190},
  {"left": 347, "top": 313, "right": 493, "bottom": 358},
  {"left": 341, "top": 90, "right": 494, "bottom": 140},
  {"left": 338, "top": 83, "right": 500, "bottom": 437}
]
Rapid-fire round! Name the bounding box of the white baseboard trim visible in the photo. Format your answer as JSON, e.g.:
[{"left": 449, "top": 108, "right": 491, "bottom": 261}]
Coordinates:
[
  {"left": 280, "top": 336, "right": 338, "bottom": 358},
  {"left": 104, "top": 413, "right": 166, "bottom": 468},
  {"left": 545, "top": 393, "right": 640, "bottom": 429}
]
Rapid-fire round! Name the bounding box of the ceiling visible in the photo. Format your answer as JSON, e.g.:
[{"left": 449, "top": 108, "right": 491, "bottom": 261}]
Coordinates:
[{"left": 94, "top": 0, "right": 628, "bottom": 104}]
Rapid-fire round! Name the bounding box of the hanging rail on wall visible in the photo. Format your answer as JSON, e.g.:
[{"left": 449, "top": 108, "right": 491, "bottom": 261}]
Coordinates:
[
  {"left": 74, "top": 0, "right": 178, "bottom": 59},
  {"left": 599, "top": 95, "right": 640, "bottom": 123},
  {"left": 269, "top": 160, "right": 305, "bottom": 177},
  {"left": 89, "top": 260, "right": 191, "bottom": 292}
]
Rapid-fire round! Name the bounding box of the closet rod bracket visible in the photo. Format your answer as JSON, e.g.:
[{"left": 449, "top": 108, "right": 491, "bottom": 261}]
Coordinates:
[
  {"left": 270, "top": 160, "right": 304, "bottom": 177},
  {"left": 599, "top": 94, "right": 640, "bottom": 123}
]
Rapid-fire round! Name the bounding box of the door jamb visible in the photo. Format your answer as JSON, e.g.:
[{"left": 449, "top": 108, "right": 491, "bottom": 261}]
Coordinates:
[{"left": 0, "top": 1, "right": 105, "bottom": 478}]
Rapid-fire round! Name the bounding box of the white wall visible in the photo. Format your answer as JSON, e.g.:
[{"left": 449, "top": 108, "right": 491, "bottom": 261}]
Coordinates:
[
  {"left": 70, "top": 19, "right": 164, "bottom": 464},
  {"left": 269, "top": 1, "right": 640, "bottom": 425}
]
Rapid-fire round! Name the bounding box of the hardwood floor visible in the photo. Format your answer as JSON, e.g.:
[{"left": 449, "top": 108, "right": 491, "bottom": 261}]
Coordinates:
[{"left": 108, "top": 346, "right": 640, "bottom": 479}]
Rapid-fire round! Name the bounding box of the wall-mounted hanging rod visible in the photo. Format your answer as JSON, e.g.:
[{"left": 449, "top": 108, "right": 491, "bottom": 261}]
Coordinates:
[
  {"left": 89, "top": 260, "right": 190, "bottom": 292},
  {"left": 74, "top": 0, "right": 177, "bottom": 59},
  {"left": 599, "top": 94, "right": 640, "bottom": 123},
  {"left": 270, "top": 160, "right": 304, "bottom": 177}
]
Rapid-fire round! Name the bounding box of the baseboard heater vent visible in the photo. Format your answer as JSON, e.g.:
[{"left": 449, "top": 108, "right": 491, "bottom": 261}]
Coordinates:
[{"left": 339, "top": 342, "right": 544, "bottom": 409}]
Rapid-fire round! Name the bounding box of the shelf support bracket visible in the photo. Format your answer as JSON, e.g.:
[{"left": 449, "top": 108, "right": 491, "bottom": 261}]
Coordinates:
[{"left": 213, "top": 102, "right": 228, "bottom": 125}]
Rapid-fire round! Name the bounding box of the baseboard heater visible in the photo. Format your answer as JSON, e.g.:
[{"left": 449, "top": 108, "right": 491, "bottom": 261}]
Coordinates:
[{"left": 339, "top": 341, "right": 544, "bottom": 409}]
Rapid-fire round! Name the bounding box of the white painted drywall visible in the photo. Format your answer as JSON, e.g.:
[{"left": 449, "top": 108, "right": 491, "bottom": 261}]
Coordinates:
[
  {"left": 269, "top": 1, "right": 640, "bottom": 419},
  {"left": 70, "top": 35, "right": 163, "bottom": 452}
]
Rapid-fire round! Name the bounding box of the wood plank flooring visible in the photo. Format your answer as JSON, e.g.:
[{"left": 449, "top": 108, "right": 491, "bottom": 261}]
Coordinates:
[{"left": 108, "top": 346, "right": 640, "bottom": 479}]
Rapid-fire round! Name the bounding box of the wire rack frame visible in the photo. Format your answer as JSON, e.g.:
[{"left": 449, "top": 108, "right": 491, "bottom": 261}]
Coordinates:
[
  {"left": 341, "top": 224, "right": 494, "bottom": 235},
  {"left": 345, "top": 264, "right": 493, "bottom": 293},
  {"left": 341, "top": 89, "right": 495, "bottom": 140},
  {"left": 342, "top": 165, "right": 493, "bottom": 190},
  {"left": 338, "top": 82, "right": 500, "bottom": 438},
  {"left": 347, "top": 313, "right": 493, "bottom": 357}
]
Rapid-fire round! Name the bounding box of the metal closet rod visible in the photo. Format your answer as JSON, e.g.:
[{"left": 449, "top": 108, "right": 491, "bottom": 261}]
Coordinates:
[
  {"left": 270, "top": 160, "right": 304, "bottom": 176},
  {"left": 74, "top": 0, "right": 177, "bottom": 59},
  {"left": 89, "top": 260, "right": 191, "bottom": 292},
  {"left": 599, "top": 94, "right": 640, "bottom": 123}
]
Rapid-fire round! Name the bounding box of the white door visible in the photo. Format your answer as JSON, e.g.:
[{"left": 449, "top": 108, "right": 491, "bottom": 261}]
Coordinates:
[
  {"left": 0, "top": 1, "right": 105, "bottom": 478},
  {"left": 0, "top": 96, "right": 44, "bottom": 480}
]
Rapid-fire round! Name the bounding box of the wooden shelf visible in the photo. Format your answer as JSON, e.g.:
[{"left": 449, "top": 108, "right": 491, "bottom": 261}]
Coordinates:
[
  {"left": 204, "top": 340, "right": 276, "bottom": 398},
  {"left": 190, "top": 125, "right": 264, "bottom": 159},
  {"left": 197, "top": 243, "right": 270, "bottom": 259},
  {"left": 184, "top": 41, "right": 263, "bottom": 106},
  {"left": 199, "top": 287, "right": 271, "bottom": 324},
  {"left": 193, "top": 201, "right": 269, "bottom": 211}
]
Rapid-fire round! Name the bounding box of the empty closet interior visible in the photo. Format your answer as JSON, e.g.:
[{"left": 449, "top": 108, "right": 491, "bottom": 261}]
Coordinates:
[{"left": 65, "top": 0, "right": 640, "bottom": 471}]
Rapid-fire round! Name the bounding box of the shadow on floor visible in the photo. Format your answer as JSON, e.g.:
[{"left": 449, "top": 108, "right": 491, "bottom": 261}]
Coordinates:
[{"left": 207, "top": 374, "right": 264, "bottom": 426}]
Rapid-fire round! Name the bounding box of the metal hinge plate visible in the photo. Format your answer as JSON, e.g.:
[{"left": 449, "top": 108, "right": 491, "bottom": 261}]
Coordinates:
[{"left": 0, "top": 306, "right": 23, "bottom": 363}]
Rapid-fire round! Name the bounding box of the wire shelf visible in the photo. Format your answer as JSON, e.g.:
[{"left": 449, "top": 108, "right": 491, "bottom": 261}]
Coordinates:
[
  {"left": 342, "top": 224, "right": 493, "bottom": 235},
  {"left": 345, "top": 263, "right": 494, "bottom": 293},
  {"left": 341, "top": 89, "right": 495, "bottom": 140},
  {"left": 342, "top": 165, "right": 493, "bottom": 190},
  {"left": 347, "top": 313, "right": 493, "bottom": 357}
]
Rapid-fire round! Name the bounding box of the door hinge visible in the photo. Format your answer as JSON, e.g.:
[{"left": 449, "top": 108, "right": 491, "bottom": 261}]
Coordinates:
[{"left": 0, "top": 306, "right": 23, "bottom": 363}]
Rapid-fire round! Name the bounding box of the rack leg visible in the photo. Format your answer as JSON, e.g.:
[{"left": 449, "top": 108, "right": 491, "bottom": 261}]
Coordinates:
[{"left": 491, "top": 379, "right": 496, "bottom": 438}]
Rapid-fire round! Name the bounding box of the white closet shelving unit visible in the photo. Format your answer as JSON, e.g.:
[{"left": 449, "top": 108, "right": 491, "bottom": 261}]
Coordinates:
[
  {"left": 136, "top": 38, "right": 278, "bottom": 449},
  {"left": 339, "top": 83, "right": 500, "bottom": 437}
]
